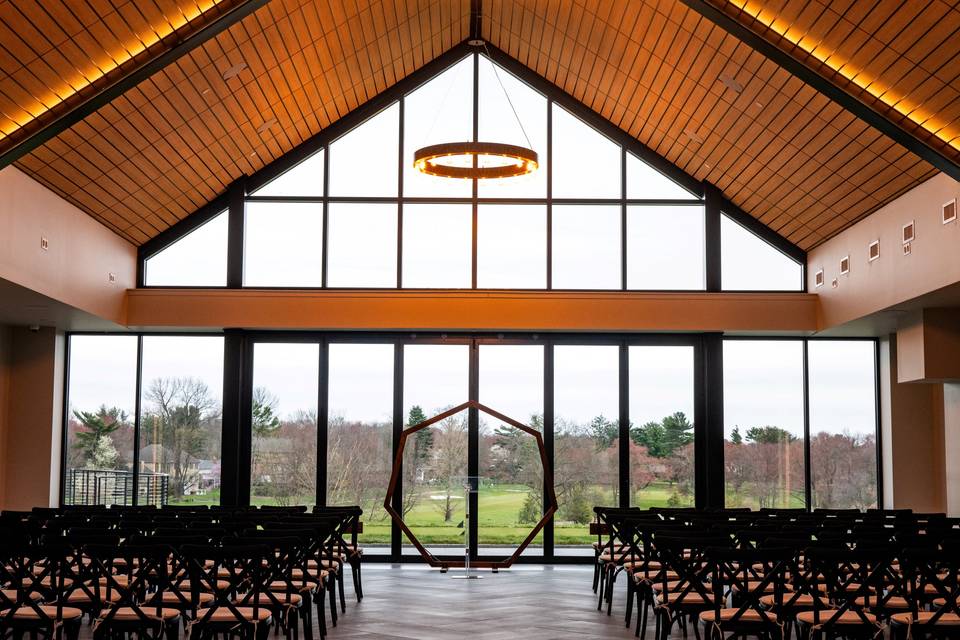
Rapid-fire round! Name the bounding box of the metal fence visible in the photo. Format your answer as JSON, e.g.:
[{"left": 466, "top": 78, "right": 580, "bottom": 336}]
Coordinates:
[{"left": 65, "top": 468, "right": 169, "bottom": 506}]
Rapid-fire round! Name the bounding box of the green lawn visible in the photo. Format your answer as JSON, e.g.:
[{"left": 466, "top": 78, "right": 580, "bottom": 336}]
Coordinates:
[{"left": 169, "top": 481, "right": 694, "bottom": 547}]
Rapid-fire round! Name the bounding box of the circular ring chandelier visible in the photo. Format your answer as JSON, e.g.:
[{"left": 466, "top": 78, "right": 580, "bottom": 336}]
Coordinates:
[{"left": 413, "top": 141, "right": 539, "bottom": 179}]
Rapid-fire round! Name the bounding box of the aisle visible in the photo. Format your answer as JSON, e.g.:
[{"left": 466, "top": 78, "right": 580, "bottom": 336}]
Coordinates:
[{"left": 331, "top": 565, "right": 637, "bottom": 640}]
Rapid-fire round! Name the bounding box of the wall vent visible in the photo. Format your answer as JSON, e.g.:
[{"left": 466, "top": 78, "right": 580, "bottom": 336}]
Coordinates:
[
  {"left": 868, "top": 240, "right": 880, "bottom": 262},
  {"left": 840, "top": 255, "right": 850, "bottom": 275},
  {"left": 902, "top": 220, "right": 915, "bottom": 244},
  {"left": 944, "top": 199, "right": 957, "bottom": 225},
  {"left": 814, "top": 269, "right": 824, "bottom": 287},
  {"left": 903, "top": 242, "right": 912, "bottom": 256}
]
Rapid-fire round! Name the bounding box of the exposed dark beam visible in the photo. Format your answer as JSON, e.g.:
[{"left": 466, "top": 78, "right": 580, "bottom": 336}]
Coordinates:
[
  {"left": 679, "top": 0, "right": 960, "bottom": 182},
  {"left": 0, "top": 0, "right": 273, "bottom": 170}
]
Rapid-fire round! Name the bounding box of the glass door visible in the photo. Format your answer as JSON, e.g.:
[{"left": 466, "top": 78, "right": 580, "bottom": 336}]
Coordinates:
[
  {"left": 477, "top": 343, "right": 545, "bottom": 556},
  {"left": 249, "top": 342, "right": 319, "bottom": 506}
]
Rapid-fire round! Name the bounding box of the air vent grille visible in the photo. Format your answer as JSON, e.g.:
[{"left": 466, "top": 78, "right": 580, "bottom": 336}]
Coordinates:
[
  {"left": 868, "top": 240, "right": 880, "bottom": 262},
  {"left": 944, "top": 199, "right": 957, "bottom": 225}
]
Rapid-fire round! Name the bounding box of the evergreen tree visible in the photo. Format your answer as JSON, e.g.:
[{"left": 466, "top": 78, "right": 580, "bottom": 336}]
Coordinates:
[
  {"left": 251, "top": 387, "right": 281, "bottom": 438},
  {"left": 730, "top": 426, "right": 743, "bottom": 444},
  {"left": 661, "top": 412, "right": 694, "bottom": 455},
  {"left": 73, "top": 405, "right": 126, "bottom": 467},
  {"left": 589, "top": 415, "right": 619, "bottom": 450},
  {"left": 745, "top": 425, "right": 796, "bottom": 444}
]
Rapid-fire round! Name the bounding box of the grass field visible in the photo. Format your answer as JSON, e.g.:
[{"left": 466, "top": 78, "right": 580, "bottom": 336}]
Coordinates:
[{"left": 170, "top": 481, "right": 694, "bottom": 547}]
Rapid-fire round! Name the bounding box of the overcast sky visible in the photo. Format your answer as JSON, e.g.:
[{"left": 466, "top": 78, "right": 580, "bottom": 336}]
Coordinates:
[{"left": 69, "top": 335, "right": 875, "bottom": 440}]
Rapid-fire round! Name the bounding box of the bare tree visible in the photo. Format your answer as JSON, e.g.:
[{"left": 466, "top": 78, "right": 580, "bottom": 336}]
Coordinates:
[
  {"left": 429, "top": 412, "right": 468, "bottom": 523},
  {"left": 143, "top": 377, "right": 219, "bottom": 499}
]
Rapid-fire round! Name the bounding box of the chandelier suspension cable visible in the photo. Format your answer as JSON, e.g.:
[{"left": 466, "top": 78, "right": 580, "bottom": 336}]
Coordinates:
[
  {"left": 419, "top": 53, "right": 469, "bottom": 149},
  {"left": 481, "top": 41, "right": 533, "bottom": 150}
]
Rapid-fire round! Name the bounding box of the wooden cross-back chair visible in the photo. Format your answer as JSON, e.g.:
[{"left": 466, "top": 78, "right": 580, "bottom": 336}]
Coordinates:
[
  {"left": 700, "top": 545, "right": 792, "bottom": 640},
  {"left": 84, "top": 542, "right": 182, "bottom": 640},
  {"left": 181, "top": 543, "right": 274, "bottom": 640}
]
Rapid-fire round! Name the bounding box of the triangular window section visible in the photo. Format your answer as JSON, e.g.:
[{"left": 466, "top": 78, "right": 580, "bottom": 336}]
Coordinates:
[
  {"left": 721, "top": 215, "right": 803, "bottom": 291},
  {"left": 144, "top": 210, "right": 228, "bottom": 286},
  {"left": 144, "top": 52, "right": 802, "bottom": 293},
  {"left": 251, "top": 149, "right": 324, "bottom": 197},
  {"left": 627, "top": 153, "right": 694, "bottom": 199}
]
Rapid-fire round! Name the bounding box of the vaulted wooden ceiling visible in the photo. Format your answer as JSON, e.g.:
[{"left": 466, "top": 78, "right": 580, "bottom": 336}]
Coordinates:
[{"left": 1, "top": 0, "right": 958, "bottom": 250}]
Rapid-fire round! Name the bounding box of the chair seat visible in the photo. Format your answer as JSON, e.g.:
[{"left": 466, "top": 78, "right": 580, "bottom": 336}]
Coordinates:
[
  {"left": 157, "top": 591, "right": 215, "bottom": 605},
  {"left": 636, "top": 570, "right": 680, "bottom": 583},
  {"left": 890, "top": 612, "right": 960, "bottom": 626},
  {"left": 1, "top": 590, "right": 42, "bottom": 603},
  {"left": 98, "top": 607, "right": 181, "bottom": 621},
  {"left": 22, "top": 577, "right": 73, "bottom": 588},
  {"left": 656, "top": 592, "right": 710, "bottom": 605},
  {"left": 853, "top": 595, "right": 911, "bottom": 609},
  {"left": 291, "top": 568, "right": 328, "bottom": 581},
  {"left": 269, "top": 580, "right": 318, "bottom": 593},
  {"left": 196, "top": 606, "right": 273, "bottom": 622},
  {"left": 700, "top": 609, "right": 779, "bottom": 623},
  {"left": 8, "top": 605, "right": 84, "bottom": 620},
  {"left": 235, "top": 593, "right": 303, "bottom": 606},
  {"left": 760, "top": 594, "right": 828, "bottom": 609},
  {"left": 796, "top": 610, "right": 879, "bottom": 625},
  {"left": 729, "top": 580, "right": 793, "bottom": 594},
  {"left": 63, "top": 587, "right": 123, "bottom": 604}
]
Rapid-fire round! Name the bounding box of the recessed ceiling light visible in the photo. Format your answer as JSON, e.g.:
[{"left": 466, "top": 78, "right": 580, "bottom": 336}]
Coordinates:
[
  {"left": 754, "top": 101, "right": 763, "bottom": 109},
  {"left": 250, "top": 150, "right": 258, "bottom": 157},
  {"left": 256, "top": 117, "right": 278, "bottom": 134},
  {"left": 222, "top": 62, "right": 247, "bottom": 81},
  {"left": 201, "top": 88, "right": 211, "bottom": 96},
  {"left": 719, "top": 74, "right": 744, "bottom": 94}
]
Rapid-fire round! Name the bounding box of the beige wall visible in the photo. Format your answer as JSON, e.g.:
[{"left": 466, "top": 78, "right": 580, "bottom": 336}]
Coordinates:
[
  {"left": 896, "top": 308, "right": 960, "bottom": 383},
  {"left": 0, "top": 167, "right": 135, "bottom": 324},
  {"left": 880, "top": 335, "right": 947, "bottom": 512},
  {"left": 0, "top": 325, "right": 10, "bottom": 507},
  {"left": 1, "top": 327, "right": 64, "bottom": 510},
  {"left": 809, "top": 173, "right": 960, "bottom": 330},
  {"left": 126, "top": 289, "right": 819, "bottom": 332}
]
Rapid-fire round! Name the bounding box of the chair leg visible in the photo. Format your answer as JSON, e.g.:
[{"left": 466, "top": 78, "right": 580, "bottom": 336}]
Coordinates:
[
  {"left": 606, "top": 568, "right": 619, "bottom": 616},
  {"left": 327, "top": 582, "right": 337, "bottom": 627},
  {"left": 352, "top": 561, "right": 363, "bottom": 601},
  {"left": 337, "top": 569, "right": 346, "bottom": 613},
  {"left": 597, "top": 565, "right": 607, "bottom": 611},
  {"left": 592, "top": 555, "right": 601, "bottom": 593},
  {"left": 625, "top": 578, "right": 635, "bottom": 627}
]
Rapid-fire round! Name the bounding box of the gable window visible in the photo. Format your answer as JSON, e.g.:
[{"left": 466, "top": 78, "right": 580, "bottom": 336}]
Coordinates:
[{"left": 142, "top": 53, "right": 801, "bottom": 292}]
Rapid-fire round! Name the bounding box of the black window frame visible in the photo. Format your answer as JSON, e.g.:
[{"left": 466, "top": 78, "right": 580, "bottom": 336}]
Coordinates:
[{"left": 60, "top": 330, "right": 881, "bottom": 564}]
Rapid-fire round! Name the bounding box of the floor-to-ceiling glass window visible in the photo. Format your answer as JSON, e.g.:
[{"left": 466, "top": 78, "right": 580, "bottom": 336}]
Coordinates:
[
  {"left": 553, "top": 344, "right": 620, "bottom": 554},
  {"left": 629, "top": 345, "right": 696, "bottom": 507},
  {"left": 138, "top": 336, "right": 224, "bottom": 506},
  {"left": 478, "top": 344, "right": 544, "bottom": 555},
  {"left": 723, "top": 340, "right": 805, "bottom": 508},
  {"left": 808, "top": 341, "right": 878, "bottom": 509},
  {"left": 64, "top": 335, "right": 138, "bottom": 505},
  {"left": 249, "top": 342, "right": 319, "bottom": 506},
  {"left": 402, "top": 344, "right": 470, "bottom": 554},
  {"left": 326, "top": 343, "right": 394, "bottom": 553}
]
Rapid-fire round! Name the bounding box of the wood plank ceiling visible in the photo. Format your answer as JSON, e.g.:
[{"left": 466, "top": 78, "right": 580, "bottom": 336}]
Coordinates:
[
  {"left": 2, "top": 0, "right": 470, "bottom": 244},
  {"left": 1, "top": 0, "right": 957, "bottom": 250}
]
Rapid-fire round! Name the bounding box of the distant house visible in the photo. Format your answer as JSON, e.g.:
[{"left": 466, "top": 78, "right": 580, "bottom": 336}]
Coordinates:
[{"left": 138, "top": 444, "right": 218, "bottom": 495}]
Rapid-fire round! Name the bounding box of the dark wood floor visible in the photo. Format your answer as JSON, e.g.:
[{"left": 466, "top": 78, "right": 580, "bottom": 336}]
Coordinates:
[
  {"left": 328, "top": 565, "right": 641, "bottom": 640},
  {"left": 69, "top": 565, "right": 651, "bottom": 639}
]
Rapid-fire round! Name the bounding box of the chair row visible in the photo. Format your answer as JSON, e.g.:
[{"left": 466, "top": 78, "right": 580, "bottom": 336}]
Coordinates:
[{"left": 0, "top": 505, "right": 364, "bottom": 640}]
